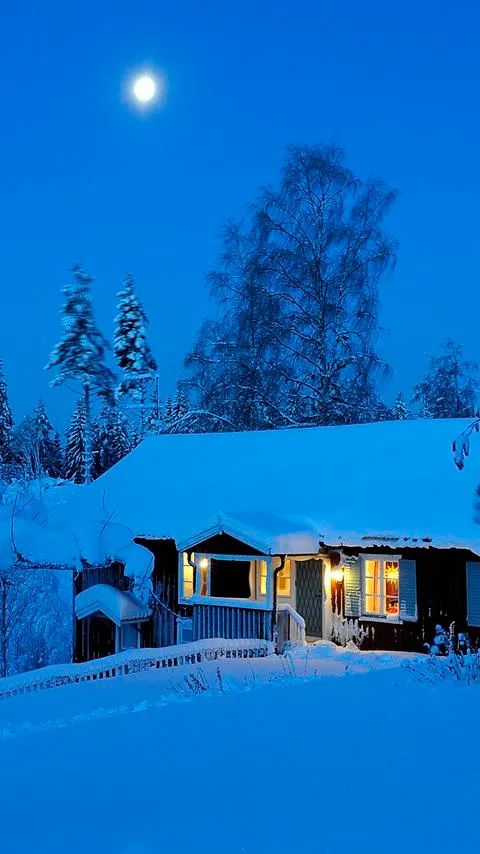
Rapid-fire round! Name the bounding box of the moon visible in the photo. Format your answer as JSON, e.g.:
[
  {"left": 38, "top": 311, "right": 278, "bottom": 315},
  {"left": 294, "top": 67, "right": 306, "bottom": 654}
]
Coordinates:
[{"left": 132, "top": 73, "right": 157, "bottom": 105}]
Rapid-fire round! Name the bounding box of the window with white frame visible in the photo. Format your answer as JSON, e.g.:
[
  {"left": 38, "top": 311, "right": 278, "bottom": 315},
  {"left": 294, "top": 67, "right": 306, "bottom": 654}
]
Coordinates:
[
  {"left": 259, "top": 560, "right": 290, "bottom": 597},
  {"left": 182, "top": 552, "right": 194, "bottom": 599},
  {"left": 362, "top": 556, "right": 400, "bottom": 617},
  {"left": 180, "top": 552, "right": 270, "bottom": 603},
  {"left": 277, "top": 560, "right": 291, "bottom": 597}
]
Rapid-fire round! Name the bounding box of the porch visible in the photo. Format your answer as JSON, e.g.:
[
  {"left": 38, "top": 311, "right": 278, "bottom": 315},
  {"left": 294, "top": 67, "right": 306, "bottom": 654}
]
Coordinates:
[{"left": 176, "top": 524, "right": 332, "bottom": 648}]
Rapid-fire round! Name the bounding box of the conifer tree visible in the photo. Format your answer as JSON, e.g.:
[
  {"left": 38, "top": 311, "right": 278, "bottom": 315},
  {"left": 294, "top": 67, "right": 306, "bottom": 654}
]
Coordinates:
[
  {"left": 164, "top": 386, "right": 191, "bottom": 433},
  {"left": 48, "top": 433, "right": 64, "bottom": 479},
  {"left": 47, "top": 265, "right": 115, "bottom": 484},
  {"left": 114, "top": 274, "right": 157, "bottom": 435},
  {"left": 144, "top": 375, "right": 163, "bottom": 436},
  {"left": 0, "top": 360, "right": 14, "bottom": 463},
  {"left": 391, "top": 392, "right": 410, "bottom": 420},
  {"left": 64, "top": 400, "right": 89, "bottom": 484},
  {"left": 31, "top": 400, "right": 59, "bottom": 475},
  {"left": 92, "top": 400, "right": 131, "bottom": 477},
  {"left": 163, "top": 397, "right": 173, "bottom": 432}
]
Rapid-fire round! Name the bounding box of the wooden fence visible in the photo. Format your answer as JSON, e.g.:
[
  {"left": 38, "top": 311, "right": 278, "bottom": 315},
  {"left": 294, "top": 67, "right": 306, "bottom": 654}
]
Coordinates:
[{"left": 0, "top": 638, "right": 273, "bottom": 703}]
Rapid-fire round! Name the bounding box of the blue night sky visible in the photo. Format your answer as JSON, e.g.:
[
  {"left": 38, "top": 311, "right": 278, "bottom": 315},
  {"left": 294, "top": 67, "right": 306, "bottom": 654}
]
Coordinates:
[{"left": 1, "top": 0, "right": 479, "bottom": 428}]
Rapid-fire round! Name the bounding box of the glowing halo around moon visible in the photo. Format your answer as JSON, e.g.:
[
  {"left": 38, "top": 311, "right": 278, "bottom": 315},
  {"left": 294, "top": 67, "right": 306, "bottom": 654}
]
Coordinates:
[{"left": 128, "top": 70, "right": 166, "bottom": 109}]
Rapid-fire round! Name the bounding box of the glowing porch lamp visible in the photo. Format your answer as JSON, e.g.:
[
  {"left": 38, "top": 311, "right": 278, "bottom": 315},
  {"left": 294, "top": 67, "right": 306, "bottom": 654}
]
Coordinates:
[{"left": 331, "top": 566, "right": 345, "bottom": 584}]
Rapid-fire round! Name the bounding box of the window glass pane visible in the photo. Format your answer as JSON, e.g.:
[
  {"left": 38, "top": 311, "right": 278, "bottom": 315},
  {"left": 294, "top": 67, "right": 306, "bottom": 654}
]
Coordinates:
[
  {"left": 196, "top": 556, "right": 209, "bottom": 596},
  {"left": 183, "top": 555, "right": 194, "bottom": 599},
  {"left": 385, "top": 561, "right": 399, "bottom": 614},
  {"left": 364, "top": 560, "right": 381, "bottom": 613},
  {"left": 365, "top": 595, "right": 382, "bottom": 614},
  {"left": 277, "top": 560, "right": 291, "bottom": 597},
  {"left": 259, "top": 561, "right": 267, "bottom": 595},
  {"left": 210, "top": 559, "right": 251, "bottom": 599}
]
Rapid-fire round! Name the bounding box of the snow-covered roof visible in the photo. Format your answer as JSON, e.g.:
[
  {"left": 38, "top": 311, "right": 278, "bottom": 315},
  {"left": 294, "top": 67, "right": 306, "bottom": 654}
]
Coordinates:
[
  {"left": 75, "top": 584, "right": 151, "bottom": 625},
  {"left": 7, "top": 418, "right": 480, "bottom": 574}
]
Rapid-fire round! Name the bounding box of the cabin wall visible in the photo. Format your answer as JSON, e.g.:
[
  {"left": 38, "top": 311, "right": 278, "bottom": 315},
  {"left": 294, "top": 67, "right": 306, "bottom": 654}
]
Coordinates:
[
  {"left": 135, "top": 537, "right": 180, "bottom": 647},
  {"left": 338, "top": 547, "right": 480, "bottom": 652},
  {"left": 75, "top": 561, "right": 130, "bottom": 595}
]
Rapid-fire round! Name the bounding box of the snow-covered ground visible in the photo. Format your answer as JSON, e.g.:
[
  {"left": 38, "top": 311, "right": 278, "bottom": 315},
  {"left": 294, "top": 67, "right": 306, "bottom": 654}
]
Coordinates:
[{"left": 0, "top": 643, "right": 477, "bottom": 853}]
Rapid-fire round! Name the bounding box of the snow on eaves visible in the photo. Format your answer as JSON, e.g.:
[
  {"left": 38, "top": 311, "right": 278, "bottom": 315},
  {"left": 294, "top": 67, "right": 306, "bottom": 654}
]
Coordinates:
[{"left": 4, "top": 418, "right": 480, "bottom": 576}]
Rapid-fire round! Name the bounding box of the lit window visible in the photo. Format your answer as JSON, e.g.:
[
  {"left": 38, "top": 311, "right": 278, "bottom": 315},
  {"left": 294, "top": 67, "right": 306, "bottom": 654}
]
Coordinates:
[
  {"left": 259, "top": 561, "right": 268, "bottom": 595},
  {"left": 277, "top": 561, "right": 291, "bottom": 597},
  {"left": 198, "top": 557, "right": 209, "bottom": 596},
  {"left": 363, "top": 558, "right": 399, "bottom": 617},
  {"left": 183, "top": 552, "right": 194, "bottom": 599}
]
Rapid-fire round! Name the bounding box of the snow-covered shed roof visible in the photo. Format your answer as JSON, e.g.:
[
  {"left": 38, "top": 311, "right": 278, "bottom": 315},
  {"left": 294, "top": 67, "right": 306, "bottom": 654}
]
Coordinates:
[
  {"left": 7, "top": 418, "right": 480, "bottom": 575},
  {"left": 75, "top": 584, "right": 151, "bottom": 625}
]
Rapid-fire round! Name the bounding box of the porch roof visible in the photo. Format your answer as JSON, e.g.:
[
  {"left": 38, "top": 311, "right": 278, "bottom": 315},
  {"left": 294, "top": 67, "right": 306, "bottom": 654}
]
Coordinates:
[{"left": 75, "top": 584, "right": 151, "bottom": 626}]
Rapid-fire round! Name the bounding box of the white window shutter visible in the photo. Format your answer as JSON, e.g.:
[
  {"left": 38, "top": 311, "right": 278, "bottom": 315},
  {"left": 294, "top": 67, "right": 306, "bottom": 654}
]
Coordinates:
[
  {"left": 399, "top": 559, "right": 417, "bottom": 621},
  {"left": 344, "top": 558, "right": 361, "bottom": 617},
  {"left": 466, "top": 562, "right": 480, "bottom": 627}
]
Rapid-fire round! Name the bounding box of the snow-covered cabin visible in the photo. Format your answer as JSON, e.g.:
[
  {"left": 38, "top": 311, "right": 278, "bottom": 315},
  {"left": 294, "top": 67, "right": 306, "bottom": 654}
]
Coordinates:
[{"left": 14, "top": 418, "right": 480, "bottom": 659}]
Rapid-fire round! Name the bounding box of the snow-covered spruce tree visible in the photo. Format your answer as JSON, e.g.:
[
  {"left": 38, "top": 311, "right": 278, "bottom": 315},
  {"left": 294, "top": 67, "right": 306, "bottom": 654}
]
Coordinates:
[
  {"left": 47, "top": 265, "right": 115, "bottom": 484},
  {"left": 64, "top": 399, "right": 89, "bottom": 483},
  {"left": 92, "top": 399, "right": 131, "bottom": 477},
  {"left": 163, "top": 385, "right": 192, "bottom": 433},
  {"left": 184, "top": 145, "right": 397, "bottom": 430},
  {"left": 391, "top": 392, "right": 411, "bottom": 420},
  {"left": 0, "top": 360, "right": 14, "bottom": 465},
  {"left": 144, "top": 375, "right": 163, "bottom": 436},
  {"left": 47, "top": 432, "right": 64, "bottom": 479},
  {"left": 114, "top": 274, "right": 157, "bottom": 436},
  {"left": 32, "top": 400, "right": 61, "bottom": 476},
  {"left": 413, "top": 339, "right": 478, "bottom": 419},
  {"left": 12, "top": 401, "right": 61, "bottom": 481}
]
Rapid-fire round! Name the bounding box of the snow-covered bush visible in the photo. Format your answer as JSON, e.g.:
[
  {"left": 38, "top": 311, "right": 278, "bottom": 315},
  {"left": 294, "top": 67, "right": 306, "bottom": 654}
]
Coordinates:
[
  {"left": 331, "top": 613, "right": 370, "bottom": 648},
  {"left": 406, "top": 624, "right": 480, "bottom": 685}
]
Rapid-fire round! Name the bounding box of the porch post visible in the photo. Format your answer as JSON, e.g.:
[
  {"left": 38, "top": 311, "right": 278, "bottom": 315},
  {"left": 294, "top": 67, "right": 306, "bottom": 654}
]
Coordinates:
[
  {"left": 265, "top": 557, "right": 273, "bottom": 610},
  {"left": 115, "top": 625, "right": 121, "bottom": 653}
]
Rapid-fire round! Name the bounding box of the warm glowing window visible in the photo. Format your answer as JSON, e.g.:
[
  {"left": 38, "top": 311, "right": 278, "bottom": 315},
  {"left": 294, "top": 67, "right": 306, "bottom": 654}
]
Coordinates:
[
  {"left": 183, "top": 552, "right": 194, "bottom": 599},
  {"left": 259, "top": 561, "right": 268, "bottom": 595},
  {"left": 277, "top": 561, "right": 291, "bottom": 597},
  {"left": 198, "top": 557, "right": 209, "bottom": 596},
  {"left": 363, "top": 558, "right": 399, "bottom": 617}
]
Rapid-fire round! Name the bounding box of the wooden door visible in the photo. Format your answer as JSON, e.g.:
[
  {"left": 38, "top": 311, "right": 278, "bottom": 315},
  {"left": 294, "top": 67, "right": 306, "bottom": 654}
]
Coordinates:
[{"left": 295, "top": 559, "right": 323, "bottom": 637}]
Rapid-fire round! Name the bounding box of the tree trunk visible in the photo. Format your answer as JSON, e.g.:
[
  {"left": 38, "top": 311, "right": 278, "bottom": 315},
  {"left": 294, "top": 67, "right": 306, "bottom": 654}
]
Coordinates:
[
  {"left": 84, "top": 381, "right": 91, "bottom": 485},
  {"left": 0, "top": 577, "right": 7, "bottom": 678}
]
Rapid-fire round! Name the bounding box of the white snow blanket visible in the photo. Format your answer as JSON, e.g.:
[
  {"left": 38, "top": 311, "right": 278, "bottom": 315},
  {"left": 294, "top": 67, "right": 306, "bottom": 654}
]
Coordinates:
[
  {"left": 3, "top": 418, "right": 480, "bottom": 575},
  {"left": 0, "top": 643, "right": 479, "bottom": 853}
]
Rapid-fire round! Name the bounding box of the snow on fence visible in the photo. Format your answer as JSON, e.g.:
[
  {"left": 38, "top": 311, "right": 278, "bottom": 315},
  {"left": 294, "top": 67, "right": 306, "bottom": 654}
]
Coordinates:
[{"left": 0, "top": 638, "right": 274, "bottom": 702}]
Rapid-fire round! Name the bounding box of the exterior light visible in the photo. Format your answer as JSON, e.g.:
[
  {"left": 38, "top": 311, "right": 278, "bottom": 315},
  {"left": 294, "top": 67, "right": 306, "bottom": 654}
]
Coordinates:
[
  {"left": 331, "top": 567, "right": 345, "bottom": 584},
  {"left": 199, "top": 558, "right": 209, "bottom": 570}
]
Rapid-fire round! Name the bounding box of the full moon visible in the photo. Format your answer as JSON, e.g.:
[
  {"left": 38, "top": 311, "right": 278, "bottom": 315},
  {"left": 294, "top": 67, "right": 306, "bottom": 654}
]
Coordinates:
[{"left": 132, "top": 74, "right": 157, "bottom": 104}]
